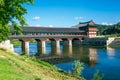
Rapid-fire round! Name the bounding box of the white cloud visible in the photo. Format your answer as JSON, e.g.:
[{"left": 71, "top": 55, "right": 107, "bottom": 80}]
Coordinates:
[
  {"left": 32, "top": 16, "right": 40, "bottom": 20},
  {"left": 74, "top": 16, "right": 84, "bottom": 20},
  {"left": 48, "top": 25, "right": 54, "bottom": 27},
  {"left": 101, "top": 22, "right": 113, "bottom": 25},
  {"left": 35, "top": 24, "right": 41, "bottom": 27}
]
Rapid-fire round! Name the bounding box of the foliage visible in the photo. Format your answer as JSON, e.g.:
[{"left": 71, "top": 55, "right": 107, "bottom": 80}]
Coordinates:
[
  {"left": 11, "top": 39, "right": 36, "bottom": 46},
  {"left": 30, "top": 38, "right": 36, "bottom": 43},
  {"left": 73, "top": 60, "right": 84, "bottom": 77},
  {"left": 96, "top": 24, "right": 110, "bottom": 35},
  {"left": 91, "top": 70, "right": 104, "bottom": 80},
  {"left": 0, "top": 24, "right": 11, "bottom": 42},
  {"left": 67, "top": 70, "right": 72, "bottom": 76},
  {"left": 0, "top": 0, "right": 34, "bottom": 42},
  {"left": 97, "top": 22, "right": 120, "bottom": 36},
  {"left": 11, "top": 39, "right": 21, "bottom": 46}
]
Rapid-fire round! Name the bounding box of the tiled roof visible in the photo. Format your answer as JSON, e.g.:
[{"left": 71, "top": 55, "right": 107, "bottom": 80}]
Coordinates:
[
  {"left": 72, "top": 20, "right": 95, "bottom": 28},
  {"left": 11, "top": 21, "right": 96, "bottom": 33},
  {"left": 21, "top": 26, "right": 84, "bottom": 33}
]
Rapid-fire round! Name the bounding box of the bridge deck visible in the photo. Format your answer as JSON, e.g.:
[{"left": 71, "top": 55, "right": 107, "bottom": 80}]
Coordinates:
[{"left": 10, "top": 35, "right": 87, "bottom": 39}]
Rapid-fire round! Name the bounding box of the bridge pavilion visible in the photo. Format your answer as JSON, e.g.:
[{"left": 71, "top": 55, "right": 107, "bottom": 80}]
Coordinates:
[{"left": 10, "top": 20, "right": 97, "bottom": 55}]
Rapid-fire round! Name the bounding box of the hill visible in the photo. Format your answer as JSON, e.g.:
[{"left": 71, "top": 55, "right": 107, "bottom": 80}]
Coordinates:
[{"left": 97, "top": 22, "right": 120, "bottom": 36}]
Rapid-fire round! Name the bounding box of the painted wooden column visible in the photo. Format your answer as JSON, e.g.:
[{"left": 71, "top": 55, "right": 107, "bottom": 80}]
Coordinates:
[
  {"left": 19, "top": 39, "right": 30, "bottom": 55},
  {"left": 36, "top": 38, "right": 47, "bottom": 55}
]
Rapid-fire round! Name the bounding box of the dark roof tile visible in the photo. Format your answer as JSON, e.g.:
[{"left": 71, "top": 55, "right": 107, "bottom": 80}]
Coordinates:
[{"left": 21, "top": 27, "right": 84, "bottom": 33}]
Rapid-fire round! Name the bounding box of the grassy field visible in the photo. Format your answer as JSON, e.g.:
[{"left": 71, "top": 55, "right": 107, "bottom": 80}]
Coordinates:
[{"left": 0, "top": 48, "right": 84, "bottom": 80}]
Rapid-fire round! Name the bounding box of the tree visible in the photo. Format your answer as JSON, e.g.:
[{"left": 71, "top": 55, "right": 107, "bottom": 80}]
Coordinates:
[{"left": 0, "top": 0, "right": 34, "bottom": 42}]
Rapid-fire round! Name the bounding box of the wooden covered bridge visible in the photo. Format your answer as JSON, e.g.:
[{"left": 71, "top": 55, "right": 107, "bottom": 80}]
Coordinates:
[{"left": 10, "top": 20, "right": 98, "bottom": 55}]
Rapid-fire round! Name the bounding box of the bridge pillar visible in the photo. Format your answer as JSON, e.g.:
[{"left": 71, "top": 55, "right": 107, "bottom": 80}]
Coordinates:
[
  {"left": 36, "top": 38, "right": 47, "bottom": 55},
  {"left": 63, "top": 38, "right": 73, "bottom": 55},
  {"left": 19, "top": 39, "right": 30, "bottom": 55},
  {"left": 51, "top": 38, "right": 61, "bottom": 55},
  {"left": 63, "top": 38, "right": 72, "bottom": 46},
  {"left": 69, "top": 45, "right": 72, "bottom": 55},
  {"left": 73, "top": 38, "right": 82, "bottom": 45}
]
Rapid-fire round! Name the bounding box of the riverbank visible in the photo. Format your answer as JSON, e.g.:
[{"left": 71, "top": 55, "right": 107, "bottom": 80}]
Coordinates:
[{"left": 0, "top": 48, "right": 84, "bottom": 80}]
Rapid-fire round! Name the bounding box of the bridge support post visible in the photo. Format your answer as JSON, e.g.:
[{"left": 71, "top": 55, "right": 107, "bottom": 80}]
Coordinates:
[
  {"left": 69, "top": 39, "right": 72, "bottom": 46},
  {"left": 63, "top": 38, "right": 72, "bottom": 46},
  {"left": 51, "top": 38, "right": 61, "bottom": 55},
  {"left": 63, "top": 38, "right": 73, "bottom": 55},
  {"left": 73, "top": 38, "right": 82, "bottom": 45},
  {"left": 69, "top": 45, "right": 72, "bottom": 55},
  {"left": 19, "top": 39, "right": 30, "bottom": 55},
  {"left": 36, "top": 38, "right": 47, "bottom": 55},
  {"left": 62, "top": 45, "right": 72, "bottom": 56}
]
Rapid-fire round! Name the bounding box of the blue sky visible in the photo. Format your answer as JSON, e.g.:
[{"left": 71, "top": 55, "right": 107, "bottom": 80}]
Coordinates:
[{"left": 24, "top": 0, "right": 120, "bottom": 27}]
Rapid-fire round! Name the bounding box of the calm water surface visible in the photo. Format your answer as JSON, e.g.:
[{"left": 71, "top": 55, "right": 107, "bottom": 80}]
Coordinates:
[{"left": 14, "top": 43, "right": 120, "bottom": 80}]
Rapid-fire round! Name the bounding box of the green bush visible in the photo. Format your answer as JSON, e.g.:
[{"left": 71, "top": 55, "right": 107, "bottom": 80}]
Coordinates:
[
  {"left": 91, "top": 70, "right": 104, "bottom": 80},
  {"left": 73, "top": 60, "right": 84, "bottom": 77}
]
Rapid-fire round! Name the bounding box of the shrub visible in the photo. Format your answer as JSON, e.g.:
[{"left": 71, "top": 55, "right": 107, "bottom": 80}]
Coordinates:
[
  {"left": 73, "top": 60, "right": 84, "bottom": 77},
  {"left": 91, "top": 70, "right": 104, "bottom": 80}
]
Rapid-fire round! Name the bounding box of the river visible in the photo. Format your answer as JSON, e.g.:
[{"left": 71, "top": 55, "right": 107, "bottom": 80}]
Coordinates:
[{"left": 14, "top": 43, "right": 120, "bottom": 80}]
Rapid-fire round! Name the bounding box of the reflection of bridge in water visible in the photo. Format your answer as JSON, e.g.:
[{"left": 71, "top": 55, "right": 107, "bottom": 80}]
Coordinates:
[
  {"left": 10, "top": 20, "right": 97, "bottom": 55},
  {"left": 36, "top": 46, "right": 98, "bottom": 67}
]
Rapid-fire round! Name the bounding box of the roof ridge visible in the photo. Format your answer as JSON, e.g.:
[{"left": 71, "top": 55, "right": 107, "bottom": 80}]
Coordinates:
[{"left": 79, "top": 20, "right": 93, "bottom": 24}]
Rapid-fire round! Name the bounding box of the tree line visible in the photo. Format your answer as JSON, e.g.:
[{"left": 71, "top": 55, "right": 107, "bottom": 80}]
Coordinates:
[{"left": 96, "top": 22, "right": 120, "bottom": 36}]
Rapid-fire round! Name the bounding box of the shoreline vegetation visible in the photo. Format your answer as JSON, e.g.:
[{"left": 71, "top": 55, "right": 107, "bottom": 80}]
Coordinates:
[
  {"left": 11, "top": 39, "right": 21, "bottom": 46},
  {"left": 0, "top": 48, "right": 84, "bottom": 80},
  {"left": 11, "top": 39, "right": 37, "bottom": 46}
]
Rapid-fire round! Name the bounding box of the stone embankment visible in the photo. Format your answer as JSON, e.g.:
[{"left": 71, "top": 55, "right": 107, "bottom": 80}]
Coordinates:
[
  {"left": 107, "top": 37, "right": 120, "bottom": 48},
  {"left": 83, "top": 37, "right": 120, "bottom": 47},
  {"left": 0, "top": 40, "right": 14, "bottom": 51},
  {"left": 84, "top": 37, "right": 108, "bottom": 46}
]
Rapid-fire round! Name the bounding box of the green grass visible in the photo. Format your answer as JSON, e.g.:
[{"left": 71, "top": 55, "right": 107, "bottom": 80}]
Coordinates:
[
  {"left": 0, "top": 58, "right": 31, "bottom": 80},
  {"left": 0, "top": 49, "right": 84, "bottom": 80}
]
